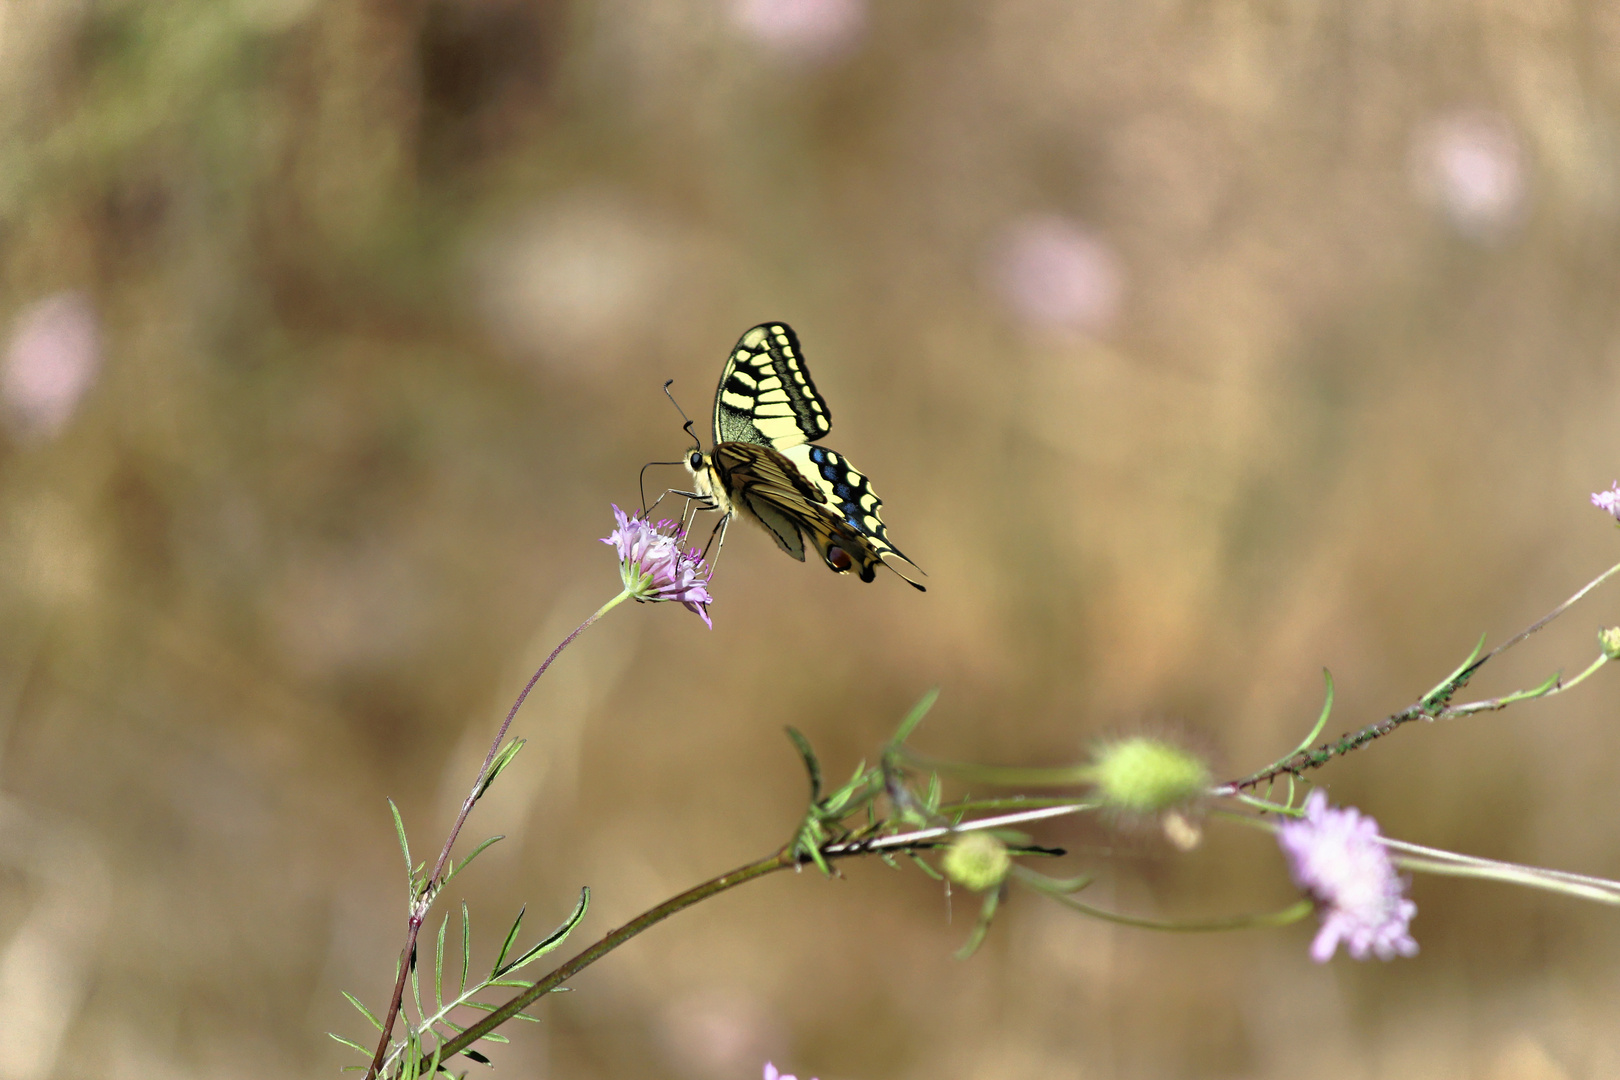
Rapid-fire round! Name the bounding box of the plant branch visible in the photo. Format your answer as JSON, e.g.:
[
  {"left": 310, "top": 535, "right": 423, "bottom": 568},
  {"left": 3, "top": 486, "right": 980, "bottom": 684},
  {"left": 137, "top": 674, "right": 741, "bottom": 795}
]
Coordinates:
[
  {"left": 416, "top": 848, "right": 797, "bottom": 1072},
  {"left": 1219, "top": 560, "right": 1620, "bottom": 793},
  {"left": 365, "top": 590, "right": 629, "bottom": 1080}
]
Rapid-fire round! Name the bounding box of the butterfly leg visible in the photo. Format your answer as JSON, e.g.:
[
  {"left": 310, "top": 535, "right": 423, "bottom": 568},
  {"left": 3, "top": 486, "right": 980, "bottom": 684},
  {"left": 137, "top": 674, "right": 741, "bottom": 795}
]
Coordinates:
[{"left": 699, "top": 511, "right": 732, "bottom": 575}]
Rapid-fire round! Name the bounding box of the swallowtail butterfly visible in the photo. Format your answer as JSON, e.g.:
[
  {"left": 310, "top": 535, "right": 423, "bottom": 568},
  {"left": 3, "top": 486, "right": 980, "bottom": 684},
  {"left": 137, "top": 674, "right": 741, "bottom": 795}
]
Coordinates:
[{"left": 682, "top": 323, "right": 925, "bottom": 590}]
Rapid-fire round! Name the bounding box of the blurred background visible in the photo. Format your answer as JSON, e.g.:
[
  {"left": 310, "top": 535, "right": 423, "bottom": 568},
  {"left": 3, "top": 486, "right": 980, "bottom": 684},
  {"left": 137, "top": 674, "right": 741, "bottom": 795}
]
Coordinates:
[{"left": 2, "top": 0, "right": 1619, "bottom": 1076}]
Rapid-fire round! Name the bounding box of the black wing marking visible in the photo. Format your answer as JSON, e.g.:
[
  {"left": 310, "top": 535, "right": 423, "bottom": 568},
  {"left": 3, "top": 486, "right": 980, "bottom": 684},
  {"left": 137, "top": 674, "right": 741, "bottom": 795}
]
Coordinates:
[{"left": 711, "top": 323, "right": 833, "bottom": 450}]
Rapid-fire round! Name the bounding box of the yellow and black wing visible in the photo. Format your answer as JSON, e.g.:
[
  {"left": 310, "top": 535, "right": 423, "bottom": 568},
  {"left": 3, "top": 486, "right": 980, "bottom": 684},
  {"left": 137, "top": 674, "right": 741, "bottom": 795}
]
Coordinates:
[
  {"left": 712, "top": 323, "right": 831, "bottom": 450},
  {"left": 704, "top": 322, "right": 924, "bottom": 590}
]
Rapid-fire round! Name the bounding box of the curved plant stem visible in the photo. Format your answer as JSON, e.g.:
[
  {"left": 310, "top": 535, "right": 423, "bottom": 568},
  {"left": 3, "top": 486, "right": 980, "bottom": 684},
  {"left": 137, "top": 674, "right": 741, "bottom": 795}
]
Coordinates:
[
  {"left": 417, "top": 848, "right": 797, "bottom": 1072},
  {"left": 365, "top": 590, "right": 630, "bottom": 1080}
]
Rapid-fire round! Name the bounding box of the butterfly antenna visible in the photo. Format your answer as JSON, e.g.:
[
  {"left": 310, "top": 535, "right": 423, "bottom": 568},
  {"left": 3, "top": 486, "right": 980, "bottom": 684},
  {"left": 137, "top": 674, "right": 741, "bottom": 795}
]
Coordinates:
[{"left": 663, "top": 379, "right": 702, "bottom": 451}]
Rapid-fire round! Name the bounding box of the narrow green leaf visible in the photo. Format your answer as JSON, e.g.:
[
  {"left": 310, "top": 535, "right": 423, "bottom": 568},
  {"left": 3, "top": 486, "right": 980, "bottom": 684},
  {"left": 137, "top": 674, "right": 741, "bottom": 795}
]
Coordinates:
[
  {"left": 328, "top": 1032, "right": 371, "bottom": 1055},
  {"left": 924, "top": 773, "right": 942, "bottom": 814},
  {"left": 403, "top": 1031, "right": 422, "bottom": 1080},
  {"left": 500, "top": 887, "right": 590, "bottom": 975},
  {"left": 476, "top": 738, "right": 526, "bottom": 801},
  {"left": 342, "top": 991, "right": 384, "bottom": 1032},
  {"left": 459, "top": 901, "right": 471, "bottom": 997},
  {"left": 1029, "top": 871, "right": 1094, "bottom": 894},
  {"left": 954, "top": 886, "right": 1002, "bottom": 960},
  {"left": 1423, "top": 632, "right": 1489, "bottom": 707},
  {"left": 1285, "top": 670, "right": 1335, "bottom": 759},
  {"left": 457, "top": 1001, "right": 541, "bottom": 1022},
  {"left": 445, "top": 835, "right": 505, "bottom": 885},
  {"left": 389, "top": 799, "right": 413, "bottom": 886},
  {"left": 410, "top": 955, "right": 424, "bottom": 1026},
  {"left": 434, "top": 912, "right": 448, "bottom": 1012},
  {"left": 462, "top": 1048, "right": 494, "bottom": 1065},
  {"left": 891, "top": 686, "right": 940, "bottom": 746},
  {"left": 908, "top": 852, "right": 943, "bottom": 881},
  {"left": 785, "top": 727, "right": 823, "bottom": 804},
  {"left": 491, "top": 906, "right": 526, "bottom": 979}
]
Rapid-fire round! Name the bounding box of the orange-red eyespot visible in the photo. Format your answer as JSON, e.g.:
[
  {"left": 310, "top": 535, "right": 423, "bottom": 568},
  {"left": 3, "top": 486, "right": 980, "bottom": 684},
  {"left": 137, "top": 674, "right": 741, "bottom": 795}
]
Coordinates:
[{"left": 826, "top": 545, "right": 853, "bottom": 572}]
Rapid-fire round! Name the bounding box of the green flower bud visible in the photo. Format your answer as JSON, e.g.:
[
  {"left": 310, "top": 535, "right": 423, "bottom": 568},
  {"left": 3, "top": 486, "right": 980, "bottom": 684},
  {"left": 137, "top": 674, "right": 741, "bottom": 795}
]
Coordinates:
[
  {"left": 1089, "top": 736, "right": 1211, "bottom": 815},
  {"left": 942, "top": 831, "right": 1011, "bottom": 892},
  {"left": 1601, "top": 627, "right": 1620, "bottom": 661}
]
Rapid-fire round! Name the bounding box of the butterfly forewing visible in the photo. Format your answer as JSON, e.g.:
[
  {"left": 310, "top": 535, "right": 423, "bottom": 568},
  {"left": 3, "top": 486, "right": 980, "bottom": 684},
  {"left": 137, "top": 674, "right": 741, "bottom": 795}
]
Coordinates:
[{"left": 713, "top": 323, "right": 832, "bottom": 449}]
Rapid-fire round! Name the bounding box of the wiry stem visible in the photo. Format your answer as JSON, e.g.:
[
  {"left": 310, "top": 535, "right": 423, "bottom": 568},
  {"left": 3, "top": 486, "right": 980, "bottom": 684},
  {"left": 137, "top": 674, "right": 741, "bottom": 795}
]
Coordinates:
[
  {"left": 365, "top": 590, "right": 630, "bottom": 1080},
  {"left": 1219, "top": 560, "right": 1620, "bottom": 793}
]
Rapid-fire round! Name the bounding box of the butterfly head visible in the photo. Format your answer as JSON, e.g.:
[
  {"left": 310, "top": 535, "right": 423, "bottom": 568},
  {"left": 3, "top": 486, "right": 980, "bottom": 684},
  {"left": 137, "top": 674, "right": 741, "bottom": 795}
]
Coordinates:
[{"left": 684, "top": 447, "right": 722, "bottom": 506}]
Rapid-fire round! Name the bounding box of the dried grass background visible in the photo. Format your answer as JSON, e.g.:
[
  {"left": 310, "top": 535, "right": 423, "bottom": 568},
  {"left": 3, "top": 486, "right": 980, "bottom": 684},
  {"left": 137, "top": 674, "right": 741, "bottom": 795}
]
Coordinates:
[{"left": 2, "top": 1, "right": 1619, "bottom": 1078}]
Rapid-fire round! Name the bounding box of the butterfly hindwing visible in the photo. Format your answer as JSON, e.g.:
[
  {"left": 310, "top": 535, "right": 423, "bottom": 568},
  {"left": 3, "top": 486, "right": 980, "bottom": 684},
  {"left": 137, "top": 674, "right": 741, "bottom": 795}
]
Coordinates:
[
  {"left": 713, "top": 323, "right": 832, "bottom": 449},
  {"left": 779, "top": 443, "right": 922, "bottom": 582}
]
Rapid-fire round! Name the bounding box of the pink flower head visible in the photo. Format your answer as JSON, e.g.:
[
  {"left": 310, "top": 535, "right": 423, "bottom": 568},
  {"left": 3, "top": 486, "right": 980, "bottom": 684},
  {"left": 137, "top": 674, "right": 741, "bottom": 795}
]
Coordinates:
[
  {"left": 602, "top": 505, "right": 713, "bottom": 627},
  {"left": 764, "top": 1064, "right": 818, "bottom": 1080},
  {"left": 1277, "top": 790, "right": 1418, "bottom": 963},
  {"left": 1592, "top": 483, "right": 1620, "bottom": 520}
]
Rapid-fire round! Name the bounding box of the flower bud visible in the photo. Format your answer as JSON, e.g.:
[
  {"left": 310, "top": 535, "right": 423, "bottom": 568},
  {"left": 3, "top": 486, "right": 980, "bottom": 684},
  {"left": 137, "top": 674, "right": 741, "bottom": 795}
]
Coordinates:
[
  {"left": 1089, "top": 736, "right": 1211, "bottom": 815},
  {"left": 1601, "top": 627, "right": 1620, "bottom": 661},
  {"left": 942, "top": 831, "right": 1011, "bottom": 892}
]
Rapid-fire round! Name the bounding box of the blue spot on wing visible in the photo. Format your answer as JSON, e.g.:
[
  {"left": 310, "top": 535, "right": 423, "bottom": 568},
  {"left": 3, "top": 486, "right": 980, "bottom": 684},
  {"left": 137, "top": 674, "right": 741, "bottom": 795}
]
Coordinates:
[{"left": 834, "top": 483, "right": 853, "bottom": 498}]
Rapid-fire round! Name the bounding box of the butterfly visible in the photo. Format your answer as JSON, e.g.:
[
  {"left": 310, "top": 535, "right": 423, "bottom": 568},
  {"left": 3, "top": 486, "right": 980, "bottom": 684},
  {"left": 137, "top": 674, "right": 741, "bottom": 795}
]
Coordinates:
[{"left": 678, "top": 322, "right": 925, "bottom": 591}]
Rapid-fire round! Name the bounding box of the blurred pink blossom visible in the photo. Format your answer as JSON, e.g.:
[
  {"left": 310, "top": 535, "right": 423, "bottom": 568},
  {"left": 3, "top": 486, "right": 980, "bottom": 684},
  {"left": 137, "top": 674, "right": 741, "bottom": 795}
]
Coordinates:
[
  {"left": 732, "top": 0, "right": 866, "bottom": 60},
  {"left": 1277, "top": 790, "right": 1418, "bottom": 963},
  {"left": 2, "top": 292, "right": 100, "bottom": 440},
  {"left": 764, "top": 1064, "right": 818, "bottom": 1080},
  {"left": 990, "top": 216, "right": 1124, "bottom": 334},
  {"left": 1413, "top": 110, "right": 1526, "bottom": 240}
]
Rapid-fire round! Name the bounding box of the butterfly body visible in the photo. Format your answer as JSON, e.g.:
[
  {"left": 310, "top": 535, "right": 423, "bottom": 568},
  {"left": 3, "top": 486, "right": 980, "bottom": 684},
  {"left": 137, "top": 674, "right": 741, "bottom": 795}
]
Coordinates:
[{"left": 684, "top": 323, "right": 924, "bottom": 590}]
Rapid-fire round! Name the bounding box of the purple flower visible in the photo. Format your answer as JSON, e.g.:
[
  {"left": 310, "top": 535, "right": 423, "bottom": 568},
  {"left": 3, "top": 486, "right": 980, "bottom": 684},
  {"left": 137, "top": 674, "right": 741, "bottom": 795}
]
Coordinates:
[
  {"left": 764, "top": 1064, "right": 818, "bottom": 1080},
  {"left": 602, "top": 505, "right": 713, "bottom": 627},
  {"left": 1277, "top": 790, "right": 1418, "bottom": 962},
  {"left": 1592, "top": 483, "right": 1620, "bottom": 520}
]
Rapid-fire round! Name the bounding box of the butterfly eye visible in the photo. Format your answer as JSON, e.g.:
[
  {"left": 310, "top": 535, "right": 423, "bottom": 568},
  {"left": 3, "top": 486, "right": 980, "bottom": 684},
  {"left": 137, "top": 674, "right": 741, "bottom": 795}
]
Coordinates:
[
  {"left": 825, "top": 545, "right": 853, "bottom": 573},
  {"left": 687, "top": 451, "right": 703, "bottom": 469}
]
